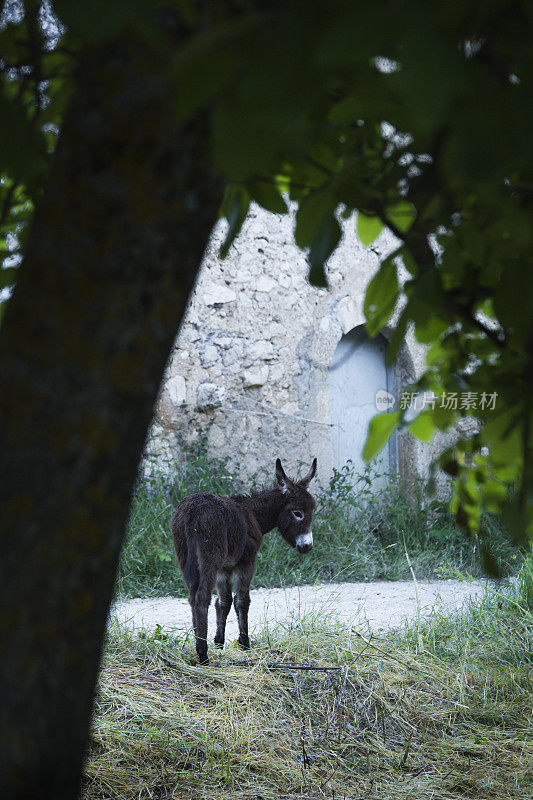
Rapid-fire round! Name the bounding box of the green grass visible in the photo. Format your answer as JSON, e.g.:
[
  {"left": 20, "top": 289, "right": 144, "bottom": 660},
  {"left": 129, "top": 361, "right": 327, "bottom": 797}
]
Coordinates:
[
  {"left": 115, "top": 441, "right": 519, "bottom": 599},
  {"left": 86, "top": 578, "right": 532, "bottom": 800}
]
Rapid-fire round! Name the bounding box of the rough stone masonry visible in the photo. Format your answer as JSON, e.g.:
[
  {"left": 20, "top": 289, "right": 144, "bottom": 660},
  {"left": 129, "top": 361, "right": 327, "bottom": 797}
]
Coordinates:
[{"left": 147, "top": 204, "right": 449, "bottom": 491}]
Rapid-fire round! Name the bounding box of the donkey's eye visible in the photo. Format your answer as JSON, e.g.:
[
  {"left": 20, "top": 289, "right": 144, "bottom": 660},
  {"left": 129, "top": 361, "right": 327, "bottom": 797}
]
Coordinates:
[{"left": 291, "top": 510, "right": 304, "bottom": 521}]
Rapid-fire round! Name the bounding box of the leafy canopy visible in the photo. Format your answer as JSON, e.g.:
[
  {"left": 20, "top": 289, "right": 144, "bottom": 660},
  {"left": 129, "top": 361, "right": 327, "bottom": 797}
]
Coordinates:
[{"left": 2, "top": 0, "right": 533, "bottom": 565}]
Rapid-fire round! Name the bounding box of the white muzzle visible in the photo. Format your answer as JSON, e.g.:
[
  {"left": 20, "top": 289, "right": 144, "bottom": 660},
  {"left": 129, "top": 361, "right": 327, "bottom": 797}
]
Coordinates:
[{"left": 296, "top": 531, "right": 313, "bottom": 552}]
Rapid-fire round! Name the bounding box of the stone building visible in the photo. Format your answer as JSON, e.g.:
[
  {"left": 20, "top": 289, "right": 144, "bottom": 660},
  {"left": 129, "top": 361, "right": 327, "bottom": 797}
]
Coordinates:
[{"left": 149, "top": 204, "right": 441, "bottom": 490}]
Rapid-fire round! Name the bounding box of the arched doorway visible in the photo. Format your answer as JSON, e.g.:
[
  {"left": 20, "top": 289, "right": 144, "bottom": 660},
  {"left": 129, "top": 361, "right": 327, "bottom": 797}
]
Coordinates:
[{"left": 329, "top": 325, "right": 397, "bottom": 485}]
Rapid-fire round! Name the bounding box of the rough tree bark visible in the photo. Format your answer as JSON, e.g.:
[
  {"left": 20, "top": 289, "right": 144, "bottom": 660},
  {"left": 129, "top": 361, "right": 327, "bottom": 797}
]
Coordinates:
[{"left": 0, "top": 35, "right": 221, "bottom": 799}]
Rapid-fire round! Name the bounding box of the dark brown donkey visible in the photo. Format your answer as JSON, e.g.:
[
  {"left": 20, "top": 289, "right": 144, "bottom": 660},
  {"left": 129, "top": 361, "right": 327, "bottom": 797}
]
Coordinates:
[{"left": 172, "top": 458, "right": 317, "bottom": 664}]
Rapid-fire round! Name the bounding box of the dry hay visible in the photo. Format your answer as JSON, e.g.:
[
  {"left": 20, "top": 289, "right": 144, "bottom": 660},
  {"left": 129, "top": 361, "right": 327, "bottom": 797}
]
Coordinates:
[{"left": 84, "top": 603, "right": 532, "bottom": 800}]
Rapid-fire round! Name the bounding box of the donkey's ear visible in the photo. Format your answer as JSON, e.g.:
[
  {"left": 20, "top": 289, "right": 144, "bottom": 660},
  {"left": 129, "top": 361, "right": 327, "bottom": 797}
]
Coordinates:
[
  {"left": 299, "top": 458, "right": 317, "bottom": 488},
  {"left": 275, "top": 458, "right": 290, "bottom": 492}
]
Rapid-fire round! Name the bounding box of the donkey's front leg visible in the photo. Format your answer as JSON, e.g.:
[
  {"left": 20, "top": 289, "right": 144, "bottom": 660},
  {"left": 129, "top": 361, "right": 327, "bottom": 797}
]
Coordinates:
[
  {"left": 233, "top": 566, "right": 253, "bottom": 650},
  {"left": 214, "top": 573, "right": 232, "bottom": 648}
]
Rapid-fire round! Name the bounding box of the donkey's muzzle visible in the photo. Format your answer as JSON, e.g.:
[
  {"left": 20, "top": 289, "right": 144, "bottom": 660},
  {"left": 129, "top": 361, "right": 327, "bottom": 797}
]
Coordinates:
[{"left": 296, "top": 531, "right": 313, "bottom": 554}]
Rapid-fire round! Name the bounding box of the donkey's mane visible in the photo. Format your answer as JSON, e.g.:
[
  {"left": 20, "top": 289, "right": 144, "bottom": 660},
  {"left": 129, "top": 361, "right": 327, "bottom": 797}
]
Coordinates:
[{"left": 230, "top": 483, "right": 282, "bottom": 505}]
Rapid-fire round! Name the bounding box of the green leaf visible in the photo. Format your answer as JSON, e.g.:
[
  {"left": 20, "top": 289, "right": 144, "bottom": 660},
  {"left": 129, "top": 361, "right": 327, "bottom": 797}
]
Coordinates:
[
  {"left": 432, "top": 401, "right": 458, "bottom": 431},
  {"left": 364, "top": 255, "right": 399, "bottom": 337},
  {"left": 172, "top": 30, "right": 238, "bottom": 118},
  {"left": 386, "top": 201, "right": 416, "bottom": 233},
  {"left": 0, "top": 22, "right": 27, "bottom": 63},
  {"left": 54, "top": 0, "right": 157, "bottom": 45},
  {"left": 386, "top": 307, "right": 409, "bottom": 365},
  {"left": 308, "top": 214, "right": 341, "bottom": 288},
  {"left": 0, "top": 268, "right": 18, "bottom": 288},
  {"left": 439, "top": 451, "right": 460, "bottom": 476},
  {"left": 219, "top": 185, "right": 250, "bottom": 259},
  {"left": 0, "top": 93, "right": 46, "bottom": 187},
  {"left": 357, "top": 212, "right": 384, "bottom": 246},
  {"left": 275, "top": 174, "right": 291, "bottom": 194},
  {"left": 480, "top": 481, "right": 507, "bottom": 513},
  {"left": 382, "top": 250, "right": 408, "bottom": 363},
  {"left": 399, "top": 246, "right": 418, "bottom": 276},
  {"left": 480, "top": 412, "right": 522, "bottom": 468},
  {"left": 405, "top": 270, "right": 448, "bottom": 343},
  {"left": 247, "top": 180, "right": 288, "bottom": 214},
  {"left": 295, "top": 191, "right": 336, "bottom": 249},
  {"left": 39, "top": 77, "right": 74, "bottom": 128},
  {"left": 409, "top": 411, "right": 435, "bottom": 442},
  {"left": 414, "top": 315, "right": 449, "bottom": 344},
  {"left": 363, "top": 411, "right": 400, "bottom": 461}
]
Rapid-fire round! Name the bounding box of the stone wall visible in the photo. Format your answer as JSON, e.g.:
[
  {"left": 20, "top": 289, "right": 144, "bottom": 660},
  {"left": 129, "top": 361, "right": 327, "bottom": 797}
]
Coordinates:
[{"left": 148, "top": 204, "right": 446, "bottom": 491}]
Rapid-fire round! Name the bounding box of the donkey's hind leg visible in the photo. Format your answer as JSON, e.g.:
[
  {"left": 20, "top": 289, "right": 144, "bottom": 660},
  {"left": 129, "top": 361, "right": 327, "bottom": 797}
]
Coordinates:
[
  {"left": 187, "top": 587, "right": 198, "bottom": 640},
  {"left": 175, "top": 540, "right": 200, "bottom": 643},
  {"left": 233, "top": 564, "right": 254, "bottom": 650},
  {"left": 214, "top": 573, "right": 232, "bottom": 648},
  {"left": 179, "top": 546, "right": 199, "bottom": 642},
  {"left": 194, "top": 569, "right": 217, "bottom": 665}
]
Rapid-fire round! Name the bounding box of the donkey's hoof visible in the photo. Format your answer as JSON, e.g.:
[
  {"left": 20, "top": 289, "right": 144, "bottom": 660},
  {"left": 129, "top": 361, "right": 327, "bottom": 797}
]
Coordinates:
[
  {"left": 214, "top": 639, "right": 224, "bottom": 649},
  {"left": 197, "top": 653, "right": 209, "bottom": 666},
  {"left": 237, "top": 636, "right": 250, "bottom": 650}
]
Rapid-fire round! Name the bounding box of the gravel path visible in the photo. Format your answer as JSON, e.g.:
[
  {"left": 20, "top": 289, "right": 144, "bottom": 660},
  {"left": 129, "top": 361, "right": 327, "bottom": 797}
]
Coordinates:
[{"left": 111, "top": 579, "right": 490, "bottom": 639}]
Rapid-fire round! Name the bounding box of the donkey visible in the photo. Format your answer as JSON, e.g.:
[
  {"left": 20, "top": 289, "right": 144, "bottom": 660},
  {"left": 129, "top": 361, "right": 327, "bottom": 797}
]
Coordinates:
[{"left": 172, "top": 458, "right": 317, "bottom": 664}]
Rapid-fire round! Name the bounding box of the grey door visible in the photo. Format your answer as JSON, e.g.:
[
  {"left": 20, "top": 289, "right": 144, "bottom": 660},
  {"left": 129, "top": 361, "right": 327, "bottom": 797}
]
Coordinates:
[{"left": 330, "top": 326, "right": 397, "bottom": 485}]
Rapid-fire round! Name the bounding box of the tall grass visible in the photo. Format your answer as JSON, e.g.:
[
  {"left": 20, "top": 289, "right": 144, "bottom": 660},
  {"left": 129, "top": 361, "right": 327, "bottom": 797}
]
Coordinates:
[{"left": 115, "top": 440, "right": 519, "bottom": 599}]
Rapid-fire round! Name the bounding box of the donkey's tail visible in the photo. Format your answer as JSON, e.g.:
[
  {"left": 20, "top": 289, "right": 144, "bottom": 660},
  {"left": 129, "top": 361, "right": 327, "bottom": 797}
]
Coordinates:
[{"left": 184, "top": 544, "right": 199, "bottom": 590}]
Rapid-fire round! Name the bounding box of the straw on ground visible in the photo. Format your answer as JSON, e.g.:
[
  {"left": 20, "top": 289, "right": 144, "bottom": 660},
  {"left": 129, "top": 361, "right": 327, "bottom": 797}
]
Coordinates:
[{"left": 85, "top": 587, "right": 532, "bottom": 800}]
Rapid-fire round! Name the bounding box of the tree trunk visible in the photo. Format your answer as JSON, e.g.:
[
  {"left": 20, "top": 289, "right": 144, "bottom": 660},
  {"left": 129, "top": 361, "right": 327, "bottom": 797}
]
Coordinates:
[{"left": 0, "top": 36, "right": 221, "bottom": 799}]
